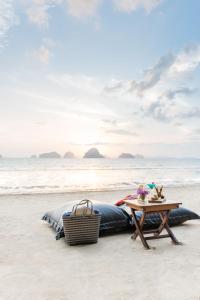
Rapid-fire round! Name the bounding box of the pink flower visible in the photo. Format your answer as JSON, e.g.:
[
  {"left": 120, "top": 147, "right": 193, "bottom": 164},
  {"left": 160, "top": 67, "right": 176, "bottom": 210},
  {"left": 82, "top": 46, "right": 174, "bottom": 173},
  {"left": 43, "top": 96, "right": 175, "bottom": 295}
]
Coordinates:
[{"left": 137, "top": 186, "right": 149, "bottom": 197}]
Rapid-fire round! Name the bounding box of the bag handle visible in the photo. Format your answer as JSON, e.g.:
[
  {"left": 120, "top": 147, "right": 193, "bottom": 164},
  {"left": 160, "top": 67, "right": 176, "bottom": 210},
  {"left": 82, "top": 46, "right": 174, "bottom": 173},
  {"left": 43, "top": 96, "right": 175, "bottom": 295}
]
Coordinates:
[{"left": 72, "top": 199, "right": 93, "bottom": 216}]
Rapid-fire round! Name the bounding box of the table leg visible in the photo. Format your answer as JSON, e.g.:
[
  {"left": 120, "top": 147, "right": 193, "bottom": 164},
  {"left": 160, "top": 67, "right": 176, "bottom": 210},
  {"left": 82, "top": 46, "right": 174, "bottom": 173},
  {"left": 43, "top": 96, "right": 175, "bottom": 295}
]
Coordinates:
[
  {"left": 131, "top": 210, "right": 150, "bottom": 250},
  {"left": 159, "top": 211, "right": 183, "bottom": 245},
  {"left": 155, "top": 210, "right": 170, "bottom": 236},
  {"left": 132, "top": 211, "right": 146, "bottom": 240},
  {"left": 164, "top": 222, "right": 183, "bottom": 245}
]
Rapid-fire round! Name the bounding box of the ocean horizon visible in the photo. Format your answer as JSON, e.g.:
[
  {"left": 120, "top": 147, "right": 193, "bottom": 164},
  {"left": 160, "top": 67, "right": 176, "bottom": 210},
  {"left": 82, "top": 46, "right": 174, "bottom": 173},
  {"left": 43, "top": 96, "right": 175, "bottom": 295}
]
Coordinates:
[{"left": 0, "top": 157, "right": 200, "bottom": 195}]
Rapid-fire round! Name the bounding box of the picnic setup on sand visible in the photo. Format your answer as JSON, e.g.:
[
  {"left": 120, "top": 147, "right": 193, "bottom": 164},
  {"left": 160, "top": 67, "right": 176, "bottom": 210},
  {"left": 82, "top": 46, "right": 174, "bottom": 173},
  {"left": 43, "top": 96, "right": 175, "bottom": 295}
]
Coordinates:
[{"left": 42, "top": 183, "right": 200, "bottom": 249}]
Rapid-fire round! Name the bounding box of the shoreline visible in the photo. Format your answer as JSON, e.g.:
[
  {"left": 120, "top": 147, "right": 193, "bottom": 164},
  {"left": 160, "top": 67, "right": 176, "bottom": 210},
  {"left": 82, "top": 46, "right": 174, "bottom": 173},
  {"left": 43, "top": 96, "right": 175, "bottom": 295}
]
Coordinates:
[{"left": 1, "top": 183, "right": 200, "bottom": 197}]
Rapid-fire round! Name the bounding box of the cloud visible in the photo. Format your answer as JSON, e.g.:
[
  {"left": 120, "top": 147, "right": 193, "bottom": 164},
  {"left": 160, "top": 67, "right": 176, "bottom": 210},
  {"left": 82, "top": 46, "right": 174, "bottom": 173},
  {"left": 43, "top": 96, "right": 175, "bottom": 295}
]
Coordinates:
[
  {"left": 142, "top": 95, "right": 200, "bottom": 122},
  {"left": 66, "top": 0, "right": 102, "bottom": 18},
  {"left": 103, "top": 44, "right": 200, "bottom": 123},
  {"left": 106, "top": 128, "right": 138, "bottom": 136},
  {"left": 32, "top": 37, "right": 55, "bottom": 64},
  {"left": 25, "top": 0, "right": 62, "bottom": 27},
  {"left": 68, "top": 141, "right": 109, "bottom": 146},
  {"left": 103, "top": 119, "right": 118, "bottom": 126},
  {"left": 105, "top": 45, "right": 200, "bottom": 97},
  {"left": 25, "top": 0, "right": 101, "bottom": 27},
  {"left": 113, "top": 0, "right": 162, "bottom": 13},
  {"left": 24, "top": 0, "right": 162, "bottom": 28},
  {"left": 34, "top": 45, "right": 51, "bottom": 64},
  {"left": 0, "top": 0, "right": 16, "bottom": 48},
  {"left": 129, "top": 53, "right": 175, "bottom": 95},
  {"left": 26, "top": 4, "right": 49, "bottom": 27},
  {"left": 164, "top": 87, "right": 196, "bottom": 100},
  {"left": 169, "top": 44, "right": 200, "bottom": 75},
  {"left": 27, "top": 42, "right": 200, "bottom": 128},
  {"left": 103, "top": 53, "right": 175, "bottom": 96},
  {"left": 138, "top": 47, "right": 200, "bottom": 121},
  {"left": 104, "top": 81, "right": 124, "bottom": 93}
]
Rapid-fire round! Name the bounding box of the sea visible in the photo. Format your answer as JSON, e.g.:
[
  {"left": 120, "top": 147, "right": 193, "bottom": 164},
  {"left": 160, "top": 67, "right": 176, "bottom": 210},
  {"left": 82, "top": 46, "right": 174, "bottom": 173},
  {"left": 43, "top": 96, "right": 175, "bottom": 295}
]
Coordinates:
[{"left": 0, "top": 158, "right": 200, "bottom": 195}]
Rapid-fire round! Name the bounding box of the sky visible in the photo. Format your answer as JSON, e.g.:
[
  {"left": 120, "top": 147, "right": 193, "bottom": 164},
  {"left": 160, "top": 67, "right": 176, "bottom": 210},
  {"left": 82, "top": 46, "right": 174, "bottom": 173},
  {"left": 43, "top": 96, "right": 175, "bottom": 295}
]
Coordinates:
[{"left": 0, "top": 0, "right": 200, "bottom": 158}]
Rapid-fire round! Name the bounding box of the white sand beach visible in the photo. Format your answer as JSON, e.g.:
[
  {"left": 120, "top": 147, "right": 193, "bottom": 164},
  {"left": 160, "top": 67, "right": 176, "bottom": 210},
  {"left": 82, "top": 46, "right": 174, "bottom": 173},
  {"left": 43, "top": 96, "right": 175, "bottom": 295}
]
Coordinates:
[{"left": 0, "top": 187, "right": 199, "bottom": 300}]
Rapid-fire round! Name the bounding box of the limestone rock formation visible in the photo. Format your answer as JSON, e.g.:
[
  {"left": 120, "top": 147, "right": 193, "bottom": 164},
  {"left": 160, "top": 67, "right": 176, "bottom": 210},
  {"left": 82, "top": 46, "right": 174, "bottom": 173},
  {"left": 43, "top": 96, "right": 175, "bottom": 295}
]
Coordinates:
[
  {"left": 63, "top": 152, "right": 75, "bottom": 159},
  {"left": 39, "top": 152, "right": 61, "bottom": 158},
  {"left": 83, "top": 148, "right": 104, "bottom": 158},
  {"left": 118, "top": 153, "right": 135, "bottom": 159}
]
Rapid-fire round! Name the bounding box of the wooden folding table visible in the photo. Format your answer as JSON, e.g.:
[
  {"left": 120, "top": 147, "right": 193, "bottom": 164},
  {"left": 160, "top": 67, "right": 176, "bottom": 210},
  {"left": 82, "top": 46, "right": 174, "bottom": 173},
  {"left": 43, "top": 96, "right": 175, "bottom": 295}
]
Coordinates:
[{"left": 125, "top": 200, "right": 183, "bottom": 249}]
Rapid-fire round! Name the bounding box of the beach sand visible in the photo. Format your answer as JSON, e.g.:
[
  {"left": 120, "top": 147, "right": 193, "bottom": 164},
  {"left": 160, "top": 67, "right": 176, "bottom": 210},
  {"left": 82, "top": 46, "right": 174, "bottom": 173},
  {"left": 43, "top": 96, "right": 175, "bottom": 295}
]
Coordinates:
[{"left": 0, "top": 187, "right": 199, "bottom": 300}]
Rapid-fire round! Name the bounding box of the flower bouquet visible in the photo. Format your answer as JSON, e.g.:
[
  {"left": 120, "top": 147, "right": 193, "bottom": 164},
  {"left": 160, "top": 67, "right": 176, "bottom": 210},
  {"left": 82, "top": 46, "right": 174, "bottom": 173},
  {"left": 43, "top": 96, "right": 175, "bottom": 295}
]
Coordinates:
[{"left": 137, "top": 184, "right": 149, "bottom": 202}]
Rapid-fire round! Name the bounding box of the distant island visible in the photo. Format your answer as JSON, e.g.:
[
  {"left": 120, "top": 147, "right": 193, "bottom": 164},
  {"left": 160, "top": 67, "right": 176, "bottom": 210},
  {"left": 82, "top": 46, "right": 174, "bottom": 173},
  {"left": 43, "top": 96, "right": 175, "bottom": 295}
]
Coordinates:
[
  {"left": 118, "top": 153, "right": 144, "bottom": 159},
  {"left": 39, "top": 152, "right": 61, "bottom": 158},
  {"left": 64, "top": 151, "right": 75, "bottom": 159},
  {"left": 135, "top": 154, "right": 144, "bottom": 159},
  {"left": 21, "top": 150, "right": 145, "bottom": 159},
  {"left": 0, "top": 154, "right": 2, "bottom": 159},
  {"left": 118, "top": 153, "right": 135, "bottom": 159},
  {"left": 83, "top": 148, "right": 105, "bottom": 158}
]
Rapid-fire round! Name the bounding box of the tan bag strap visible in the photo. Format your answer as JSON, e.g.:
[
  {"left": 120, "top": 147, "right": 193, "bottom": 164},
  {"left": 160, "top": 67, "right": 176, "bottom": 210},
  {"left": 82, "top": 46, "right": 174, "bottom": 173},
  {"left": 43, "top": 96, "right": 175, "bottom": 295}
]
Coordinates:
[{"left": 72, "top": 199, "right": 93, "bottom": 216}]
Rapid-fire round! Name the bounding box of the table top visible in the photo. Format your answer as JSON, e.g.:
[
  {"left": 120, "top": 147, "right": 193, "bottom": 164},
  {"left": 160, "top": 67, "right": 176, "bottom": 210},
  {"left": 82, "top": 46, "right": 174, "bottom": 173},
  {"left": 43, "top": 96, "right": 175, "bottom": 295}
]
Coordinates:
[{"left": 124, "top": 199, "right": 182, "bottom": 212}]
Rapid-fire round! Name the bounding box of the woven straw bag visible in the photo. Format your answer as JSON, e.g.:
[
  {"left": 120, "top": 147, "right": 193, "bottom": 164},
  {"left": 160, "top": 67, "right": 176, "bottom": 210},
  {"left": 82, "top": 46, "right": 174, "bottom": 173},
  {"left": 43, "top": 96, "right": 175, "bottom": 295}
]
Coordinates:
[{"left": 63, "top": 199, "right": 101, "bottom": 245}]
